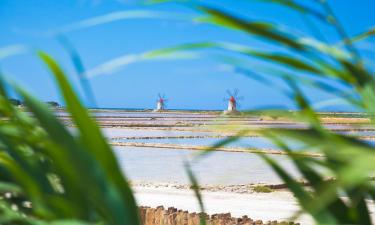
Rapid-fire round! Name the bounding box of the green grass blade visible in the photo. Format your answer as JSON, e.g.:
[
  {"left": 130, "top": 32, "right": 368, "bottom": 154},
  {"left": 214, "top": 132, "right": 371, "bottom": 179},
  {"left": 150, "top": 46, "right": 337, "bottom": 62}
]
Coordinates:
[
  {"left": 256, "top": 0, "right": 327, "bottom": 22},
  {"left": 184, "top": 161, "right": 206, "bottom": 225},
  {"left": 197, "top": 5, "right": 306, "bottom": 50},
  {"left": 38, "top": 51, "right": 139, "bottom": 225},
  {"left": 58, "top": 35, "right": 97, "bottom": 107},
  {"left": 260, "top": 153, "right": 337, "bottom": 223},
  {"left": 350, "top": 27, "right": 375, "bottom": 43}
]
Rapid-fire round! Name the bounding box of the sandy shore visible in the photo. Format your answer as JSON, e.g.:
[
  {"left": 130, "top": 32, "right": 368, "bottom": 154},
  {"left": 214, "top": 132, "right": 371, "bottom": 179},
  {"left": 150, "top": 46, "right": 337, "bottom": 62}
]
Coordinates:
[
  {"left": 133, "top": 185, "right": 312, "bottom": 224},
  {"left": 134, "top": 184, "right": 375, "bottom": 225},
  {"left": 131, "top": 181, "right": 295, "bottom": 194}
]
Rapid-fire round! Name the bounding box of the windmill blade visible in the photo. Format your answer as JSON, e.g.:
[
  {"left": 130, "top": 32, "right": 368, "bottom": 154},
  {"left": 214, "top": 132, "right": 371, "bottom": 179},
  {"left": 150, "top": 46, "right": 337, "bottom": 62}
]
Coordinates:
[
  {"left": 236, "top": 102, "right": 242, "bottom": 108},
  {"left": 236, "top": 96, "right": 244, "bottom": 101},
  {"left": 223, "top": 97, "right": 229, "bottom": 102},
  {"left": 226, "top": 89, "right": 233, "bottom": 97},
  {"left": 233, "top": 88, "right": 239, "bottom": 97},
  {"left": 158, "top": 93, "right": 162, "bottom": 99}
]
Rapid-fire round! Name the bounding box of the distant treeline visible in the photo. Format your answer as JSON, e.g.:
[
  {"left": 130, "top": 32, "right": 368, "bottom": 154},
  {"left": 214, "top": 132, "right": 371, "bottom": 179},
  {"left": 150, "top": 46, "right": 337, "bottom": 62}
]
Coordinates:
[{"left": 9, "top": 98, "right": 60, "bottom": 108}]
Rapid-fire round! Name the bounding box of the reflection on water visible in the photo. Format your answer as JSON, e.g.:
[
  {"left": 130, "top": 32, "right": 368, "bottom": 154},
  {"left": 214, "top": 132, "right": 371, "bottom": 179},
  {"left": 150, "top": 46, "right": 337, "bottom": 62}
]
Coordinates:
[{"left": 114, "top": 146, "right": 301, "bottom": 185}]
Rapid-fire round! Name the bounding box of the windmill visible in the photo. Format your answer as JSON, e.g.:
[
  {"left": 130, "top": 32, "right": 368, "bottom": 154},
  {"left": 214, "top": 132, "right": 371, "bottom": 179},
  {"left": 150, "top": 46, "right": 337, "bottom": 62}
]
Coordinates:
[
  {"left": 154, "top": 93, "right": 168, "bottom": 112},
  {"left": 223, "top": 89, "right": 243, "bottom": 114}
]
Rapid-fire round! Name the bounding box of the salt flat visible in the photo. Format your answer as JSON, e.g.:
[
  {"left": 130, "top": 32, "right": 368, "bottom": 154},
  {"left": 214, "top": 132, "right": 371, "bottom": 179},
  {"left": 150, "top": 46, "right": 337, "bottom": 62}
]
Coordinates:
[
  {"left": 60, "top": 110, "right": 375, "bottom": 224},
  {"left": 114, "top": 146, "right": 301, "bottom": 185}
]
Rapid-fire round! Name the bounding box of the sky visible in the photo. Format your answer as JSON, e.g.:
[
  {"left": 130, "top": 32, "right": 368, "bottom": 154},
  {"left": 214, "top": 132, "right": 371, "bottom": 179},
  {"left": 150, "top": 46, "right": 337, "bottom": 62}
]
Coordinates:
[{"left": 0, "top": 0, "right": 375, "bottom": 111}]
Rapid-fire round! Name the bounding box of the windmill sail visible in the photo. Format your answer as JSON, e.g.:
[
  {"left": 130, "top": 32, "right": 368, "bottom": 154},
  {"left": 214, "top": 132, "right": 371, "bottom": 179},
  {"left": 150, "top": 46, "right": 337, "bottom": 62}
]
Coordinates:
[
  {"left": 155, "top": 93, "right": 167, "bottom": 111},
  {"left": 223, "top": 89, "right": 242, "bottom": 114}
]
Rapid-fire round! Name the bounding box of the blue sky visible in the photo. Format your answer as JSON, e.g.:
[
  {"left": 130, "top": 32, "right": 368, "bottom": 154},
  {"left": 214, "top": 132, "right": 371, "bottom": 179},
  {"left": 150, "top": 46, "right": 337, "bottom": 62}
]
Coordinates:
[{"left": 1, "top": 0, "right": 374, "bottom": 110}]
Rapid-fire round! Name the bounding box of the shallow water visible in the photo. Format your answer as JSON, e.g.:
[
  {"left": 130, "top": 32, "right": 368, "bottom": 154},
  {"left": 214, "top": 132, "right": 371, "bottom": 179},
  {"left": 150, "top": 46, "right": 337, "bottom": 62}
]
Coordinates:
[
  {"left": 114, "top": 146, "right": 301, "bottom": 185},
  {"left": 340, "top": 130, "right": 375, "bottom": 136},
  {"left": 102, "top": 128, "right": 216, "bottom": 138},
  {"left": 56, "top": 110, "right": 218, "bottom": 118},
  {"left": 115, "top": 136, "right": 310, "bottom": 151},
  {"left": 117, "top": 137, "right": 276, "bottom": 149},
  {"left": 62, "top": 110, "right": 375, "bottom": 186}
]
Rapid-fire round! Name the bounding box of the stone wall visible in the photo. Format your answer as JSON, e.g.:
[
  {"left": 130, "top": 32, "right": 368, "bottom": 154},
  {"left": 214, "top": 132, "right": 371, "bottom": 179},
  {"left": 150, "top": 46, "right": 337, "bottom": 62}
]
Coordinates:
[{"left": 139, "top": 206, "right": 299, "bottom": 225}]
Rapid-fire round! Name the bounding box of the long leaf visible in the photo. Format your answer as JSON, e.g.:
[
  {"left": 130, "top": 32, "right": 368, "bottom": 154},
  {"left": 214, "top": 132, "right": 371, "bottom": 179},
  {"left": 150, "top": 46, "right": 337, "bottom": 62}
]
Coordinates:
[{"left": 38, "top": 51, "right": 139, "bottom": 225}]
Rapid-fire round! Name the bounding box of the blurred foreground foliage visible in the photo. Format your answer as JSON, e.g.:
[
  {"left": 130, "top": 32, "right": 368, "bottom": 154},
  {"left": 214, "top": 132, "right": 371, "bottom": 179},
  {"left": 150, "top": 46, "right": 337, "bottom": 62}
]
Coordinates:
[
  {"left": 164, "top": 0, "right": 375, "bottom": 224},
  {"left": 0, "top": 53, "right": 139, "bottom": 225},
  {"left": 0, "top": 0, "right": 375, "bottom": 225}
]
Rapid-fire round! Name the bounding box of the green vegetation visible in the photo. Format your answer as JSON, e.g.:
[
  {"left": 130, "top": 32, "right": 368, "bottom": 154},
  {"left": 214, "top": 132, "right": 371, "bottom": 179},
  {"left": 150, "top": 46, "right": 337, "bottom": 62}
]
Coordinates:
[
  {"left": 252, "top": 185, "right": 273, "bottom": 193},
  {"left": 150, "top": 1, "right": 375, "bottom": 224},
  {"left": 0, "top": 0, "right": 375, "bottom": 225},
  {"left": 0, "top": 53, "right": 139, "bottom": 225},
  {"left": 45, "top": 101, "right": 60, "bottom": 108},
  {"left": 9, "top": 98, "right": 22, "bottom": 106}
]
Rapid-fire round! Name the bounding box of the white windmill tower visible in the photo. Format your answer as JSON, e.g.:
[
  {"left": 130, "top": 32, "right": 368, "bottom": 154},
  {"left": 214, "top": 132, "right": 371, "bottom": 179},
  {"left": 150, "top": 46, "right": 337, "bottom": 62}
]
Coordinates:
[
  {"left": 223, "top": 89, "right": 243, "bottom": 114},
  {"left": 154, "top": 93, "right": 168, "bottom": 112}
]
